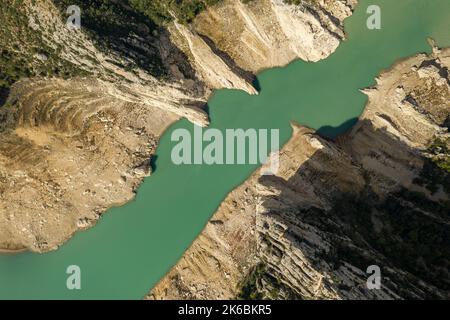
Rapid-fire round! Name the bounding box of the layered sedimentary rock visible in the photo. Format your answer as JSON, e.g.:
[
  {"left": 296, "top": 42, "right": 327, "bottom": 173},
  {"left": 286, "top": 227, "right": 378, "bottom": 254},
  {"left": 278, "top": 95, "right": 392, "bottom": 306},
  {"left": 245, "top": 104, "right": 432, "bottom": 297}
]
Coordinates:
[
  {"left": 149, "top": 48, "right": 450, "bottom": 300},
  {"left": 171, "top": 0, "right": 357, "bottom": 75},
  {"left": 0, "top": 0, "right": 205, "bottom": 252},
  {"left": 0, "top": 0, "right": 355, "bottom": 252}
]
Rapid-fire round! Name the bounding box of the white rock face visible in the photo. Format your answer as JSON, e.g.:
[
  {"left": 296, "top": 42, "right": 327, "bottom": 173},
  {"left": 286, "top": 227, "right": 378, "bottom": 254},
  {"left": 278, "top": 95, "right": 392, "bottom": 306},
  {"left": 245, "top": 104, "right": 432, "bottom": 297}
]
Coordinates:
[
  {"left": 173, "top": 0, "right": 357, "bottom": 76},
  {"left": 172, "top": 21, "right": 258, "bottom": 95},
  {"left": 0, "top": 0, "right": 355, "bottom": 252},
  {"left": 271, "top": 0, "right": 340, "bottom": 61},
  {"left": 150, "top": 49, "right": 450, "bottom": 300}
]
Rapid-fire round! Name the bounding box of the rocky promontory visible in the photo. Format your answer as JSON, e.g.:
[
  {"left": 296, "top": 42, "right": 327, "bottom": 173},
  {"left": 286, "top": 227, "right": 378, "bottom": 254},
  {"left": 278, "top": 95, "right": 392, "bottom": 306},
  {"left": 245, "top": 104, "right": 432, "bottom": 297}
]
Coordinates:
[
  {"left": 0, "top": 0, "right": 356, "bottom": 252},
  {"left": 149, "top": 47, "right": 450, "bottom": 300}
]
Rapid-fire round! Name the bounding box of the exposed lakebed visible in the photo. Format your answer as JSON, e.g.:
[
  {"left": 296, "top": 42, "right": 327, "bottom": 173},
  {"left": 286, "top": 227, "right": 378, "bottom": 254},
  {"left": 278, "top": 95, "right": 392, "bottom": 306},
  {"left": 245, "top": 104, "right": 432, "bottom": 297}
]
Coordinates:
[{"left": 0, "top": 0, "right": 449, "bottom": 299}]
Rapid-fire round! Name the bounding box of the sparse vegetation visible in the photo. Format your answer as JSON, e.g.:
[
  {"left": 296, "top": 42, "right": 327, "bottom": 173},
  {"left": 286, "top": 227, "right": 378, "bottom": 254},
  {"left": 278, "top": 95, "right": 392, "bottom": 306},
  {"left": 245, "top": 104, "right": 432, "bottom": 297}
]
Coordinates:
[
  {"left": 237, "top": 261, "right": 302, "bottom": 300},
  {"left": 0, "top": 0, "right": 86, "bottom": 105},
  {"left": 0, "top": 0, "right": 312, "bottom": 106},
  {"left": 52, "top": 0, "right": 167, "bottom": 78},
  {"left": 130, "top": 0, "right": 222, "bottom": 25},
  {"left": 237, "top": 263, "right": 266, "bottom": 300},
  {"left": 414, "top": 137, "right": 450, "bottom": 194},
  {"left": 330, "top": 190, "right": 450, "bottom": 293},
  {"left": 428, "top": 137, "right": 450, "bottom": 172}
]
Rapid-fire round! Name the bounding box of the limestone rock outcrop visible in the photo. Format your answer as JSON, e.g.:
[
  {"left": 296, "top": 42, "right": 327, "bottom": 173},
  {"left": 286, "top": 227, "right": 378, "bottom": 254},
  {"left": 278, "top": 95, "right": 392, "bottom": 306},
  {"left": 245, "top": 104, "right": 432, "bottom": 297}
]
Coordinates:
[
  {"left": 0, "top": 0, "right": 355, "bottom": 252},
  {"left": 172, "top": 0, "right": 357, "bottom": 75},
  {"left": 149, "top": 48, "right": 450, "bottom": 300}
]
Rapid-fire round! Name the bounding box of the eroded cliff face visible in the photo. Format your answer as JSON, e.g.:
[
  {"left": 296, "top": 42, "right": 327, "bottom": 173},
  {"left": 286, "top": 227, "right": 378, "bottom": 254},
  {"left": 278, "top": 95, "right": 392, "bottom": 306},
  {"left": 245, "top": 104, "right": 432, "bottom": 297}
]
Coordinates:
[
  {"left": 149, "top": 48, "right": 450, "bottom": 300},
  {"left": 0, "top": 0, "right": 205, "bottom": 252},
  {"left": 0, "top": 0, "right": 354, "bottom": 252},
  {"left": 170, "top": 0, "right": 356, "bottom": 78}
]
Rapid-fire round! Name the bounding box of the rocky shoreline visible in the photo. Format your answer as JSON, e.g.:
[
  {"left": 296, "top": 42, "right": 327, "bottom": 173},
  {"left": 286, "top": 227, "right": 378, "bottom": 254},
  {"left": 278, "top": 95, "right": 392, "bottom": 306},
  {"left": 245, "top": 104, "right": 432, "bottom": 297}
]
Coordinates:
[
  {"left": 149, "top": 47, "right": 450, "bottom": 300},
  {"left": 0, "top": 0, "right": 356, "bottom": 252},
  {"left": 1, "top": 0, "right": 448, "bottom": 301}
]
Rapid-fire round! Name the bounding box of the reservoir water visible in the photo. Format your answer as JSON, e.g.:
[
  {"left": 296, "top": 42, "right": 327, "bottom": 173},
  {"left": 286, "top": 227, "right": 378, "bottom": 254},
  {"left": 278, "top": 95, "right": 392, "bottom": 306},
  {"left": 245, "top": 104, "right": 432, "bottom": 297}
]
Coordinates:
[{"left": 0, "top": 0, "right": 449, "bottom": 299}]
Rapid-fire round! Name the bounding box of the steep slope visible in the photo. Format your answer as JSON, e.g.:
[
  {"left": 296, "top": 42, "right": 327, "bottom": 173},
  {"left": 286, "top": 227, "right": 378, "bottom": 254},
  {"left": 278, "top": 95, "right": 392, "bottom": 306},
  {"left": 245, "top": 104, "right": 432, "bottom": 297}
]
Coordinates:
[
  {"left": 0, "top": 0, "right": 355, "bottom": 252},
  {"left": 149, "top": 47, "right": 450, "bottom": 300},
  {"left": 171, "top": 0, "right": 357, "bottom": 76},
  {"left": 0, "top": 0, "right": 206, "bottom": 252}
]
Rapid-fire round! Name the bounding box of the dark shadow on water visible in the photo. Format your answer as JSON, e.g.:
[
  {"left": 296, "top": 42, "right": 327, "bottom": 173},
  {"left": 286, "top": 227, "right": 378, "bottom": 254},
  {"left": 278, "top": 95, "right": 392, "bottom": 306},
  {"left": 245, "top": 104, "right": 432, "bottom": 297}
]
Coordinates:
[
  {"left": 150, "top": 155, "right": 159, "bottom": 174},
  {"left": 253, "top": 77, "right": 262, "bottom": 93},
  {"left": 203, "top": 103, "right": 210, "bottom": 117},
  {"left": 316, "top": 117, "right": 359, "bottom": 139},
  {"left": 201, "top": 102, "right": 214, "bottom": 124}
]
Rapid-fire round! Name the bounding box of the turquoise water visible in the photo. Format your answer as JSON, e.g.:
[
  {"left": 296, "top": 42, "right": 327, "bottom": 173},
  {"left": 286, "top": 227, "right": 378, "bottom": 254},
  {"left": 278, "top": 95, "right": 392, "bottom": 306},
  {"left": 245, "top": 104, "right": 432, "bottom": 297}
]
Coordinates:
[{"left": 0, "top": 0, "right": 449, "bottom": 299}]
